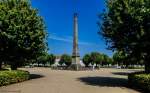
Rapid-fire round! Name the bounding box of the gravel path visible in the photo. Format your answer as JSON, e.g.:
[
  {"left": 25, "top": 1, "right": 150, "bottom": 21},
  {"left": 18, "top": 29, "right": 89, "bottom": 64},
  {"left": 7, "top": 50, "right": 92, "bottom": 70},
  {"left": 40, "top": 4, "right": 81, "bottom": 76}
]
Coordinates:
[{"left": 0, "top": 68, "right": 141, "bottom": 93}]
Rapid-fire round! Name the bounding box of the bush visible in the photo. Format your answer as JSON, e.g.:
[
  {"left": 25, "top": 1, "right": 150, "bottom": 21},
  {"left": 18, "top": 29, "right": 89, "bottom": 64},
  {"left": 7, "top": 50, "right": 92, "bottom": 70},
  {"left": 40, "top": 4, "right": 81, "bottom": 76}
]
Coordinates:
[
  {"left": 128, "top": 72, "right": 150, "bottom": 92},
  {"left": 128, "top": 66, "right": 144, "bottom": 69},
  {"left": 0, "top": 70, "right": 30, "bottom": 86}
]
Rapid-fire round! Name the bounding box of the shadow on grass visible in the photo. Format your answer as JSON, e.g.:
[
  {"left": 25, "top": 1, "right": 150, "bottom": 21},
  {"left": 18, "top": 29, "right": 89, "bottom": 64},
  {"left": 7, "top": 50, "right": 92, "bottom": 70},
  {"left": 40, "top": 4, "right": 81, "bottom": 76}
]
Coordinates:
[
  {"left": 29, "top": 74, "right": 44, "bottom": 80},
  {"left": 78, "top": 76, "right": 145, "bottom": 93}
]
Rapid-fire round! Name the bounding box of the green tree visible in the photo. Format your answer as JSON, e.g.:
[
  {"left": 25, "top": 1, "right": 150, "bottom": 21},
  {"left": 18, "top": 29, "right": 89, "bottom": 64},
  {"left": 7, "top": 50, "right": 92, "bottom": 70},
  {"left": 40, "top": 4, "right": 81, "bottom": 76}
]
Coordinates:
[
  {"left": 37, "top": 53, "right": 48, "bottom": 67},
  {"left": 0, "top": 0, "right": 47, "bottom": 70},
  {"left": 108, "top": 57, "right": 113, "bottom": 65},
  {"left": 99, "top": 0, "right": 150, "bottom": 73},
  {"left": 113, "top": 51, "right": 126, "bottom": 66},
  {"left": 83, "top": 54, "right": 91, "bottom": 67},
  {"left": 101, "top": 54, "right": 109, "bottom": 66},
  {"left": 95, "top": 54, "right": 103, "bottom": 67},
  {"left": 47, "top": 54, "right": 56, "bottom": 67},
  {"left": 90, "top": 52, "right": 102, "bottom": 67},
  {"left": 59, "top": 54, "right": 72, "bottom": 67}
]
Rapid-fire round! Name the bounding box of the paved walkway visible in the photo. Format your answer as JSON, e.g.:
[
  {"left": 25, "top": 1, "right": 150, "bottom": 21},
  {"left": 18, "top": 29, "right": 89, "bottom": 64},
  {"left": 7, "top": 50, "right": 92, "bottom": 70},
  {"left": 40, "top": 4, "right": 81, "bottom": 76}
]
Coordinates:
[{"left": 0, "top": 68, "right": 141, "bottom": 93}]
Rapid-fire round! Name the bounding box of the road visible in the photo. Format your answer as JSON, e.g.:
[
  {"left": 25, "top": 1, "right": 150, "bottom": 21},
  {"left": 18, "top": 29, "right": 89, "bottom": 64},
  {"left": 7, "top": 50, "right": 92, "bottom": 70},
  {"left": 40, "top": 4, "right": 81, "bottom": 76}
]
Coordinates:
[{"left": 0, "top": 68, "right": 141, "bottom": 93}]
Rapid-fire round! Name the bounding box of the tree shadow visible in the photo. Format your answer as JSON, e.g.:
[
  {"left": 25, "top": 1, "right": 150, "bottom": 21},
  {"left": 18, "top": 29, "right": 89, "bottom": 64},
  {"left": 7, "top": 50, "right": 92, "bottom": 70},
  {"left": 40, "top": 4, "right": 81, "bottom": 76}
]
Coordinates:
[
  {"left": 29, "top": 74, "right": 44, "bottom": 80},
  {"left": 78, "top": 76, "right": 145, "bottom": 93},
  {"left": 78, "top": 76, "right": 127, "bottom": 87}
]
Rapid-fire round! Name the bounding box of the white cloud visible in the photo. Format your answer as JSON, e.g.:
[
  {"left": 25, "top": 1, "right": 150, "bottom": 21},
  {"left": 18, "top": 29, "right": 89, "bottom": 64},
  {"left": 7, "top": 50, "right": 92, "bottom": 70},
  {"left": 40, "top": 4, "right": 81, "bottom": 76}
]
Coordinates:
[
  {"left": 48, "top": 33, "right": 99, "bottom": 46},
  {"left": 50, "top": 35, "right": 71, "bottom": 42}
]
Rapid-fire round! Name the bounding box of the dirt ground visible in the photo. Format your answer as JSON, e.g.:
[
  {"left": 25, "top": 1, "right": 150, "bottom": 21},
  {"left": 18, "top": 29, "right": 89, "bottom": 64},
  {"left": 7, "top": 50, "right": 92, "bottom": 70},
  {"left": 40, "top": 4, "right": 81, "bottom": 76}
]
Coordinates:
[{"left": 0, "top": 68, "right": 142, "bottom": 93}]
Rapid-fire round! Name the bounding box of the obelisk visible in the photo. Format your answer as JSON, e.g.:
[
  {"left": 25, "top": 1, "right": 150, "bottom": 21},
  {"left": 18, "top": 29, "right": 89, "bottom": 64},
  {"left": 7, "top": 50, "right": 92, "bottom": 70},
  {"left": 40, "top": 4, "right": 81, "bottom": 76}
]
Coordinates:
[{"left": 71, "top": 13, "right": 81, "bottom": 70}]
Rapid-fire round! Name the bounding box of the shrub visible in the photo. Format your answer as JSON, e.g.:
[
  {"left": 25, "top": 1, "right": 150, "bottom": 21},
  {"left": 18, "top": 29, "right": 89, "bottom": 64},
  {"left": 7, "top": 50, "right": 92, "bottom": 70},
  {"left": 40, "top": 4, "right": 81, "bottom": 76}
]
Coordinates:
[
  {"left": 128, "top": 66, "right": 144, "bottom": 69},
  {"left": 0, "top": 70, "right": 29, "bottom": 86},
  {"left": 128, "top": 72, "right": 150, "bottom": 92}
]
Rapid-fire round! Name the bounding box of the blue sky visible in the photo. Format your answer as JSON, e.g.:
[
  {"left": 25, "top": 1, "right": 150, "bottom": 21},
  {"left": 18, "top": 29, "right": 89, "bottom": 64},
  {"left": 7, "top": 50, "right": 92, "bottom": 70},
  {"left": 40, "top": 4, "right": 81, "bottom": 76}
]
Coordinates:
[{"left": 31, "top": 0, "right": 113, "bottom": 57}]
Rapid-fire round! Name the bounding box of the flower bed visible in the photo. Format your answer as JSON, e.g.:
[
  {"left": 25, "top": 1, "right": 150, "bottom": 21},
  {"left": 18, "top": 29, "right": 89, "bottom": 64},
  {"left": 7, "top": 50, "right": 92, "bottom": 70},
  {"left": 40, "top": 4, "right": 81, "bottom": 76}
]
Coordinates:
[
  {"left": 128, "top": 71, "right": 150, "bottom": 92},
  {"left": 0, "top": 70, "right": 30, "bottom": 86}
]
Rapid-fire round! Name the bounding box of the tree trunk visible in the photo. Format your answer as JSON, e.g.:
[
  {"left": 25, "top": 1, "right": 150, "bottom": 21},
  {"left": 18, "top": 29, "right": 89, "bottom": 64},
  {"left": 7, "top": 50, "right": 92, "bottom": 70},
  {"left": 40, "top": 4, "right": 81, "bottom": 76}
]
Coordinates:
[
  {"left": 145, "top": 61, "right": 150, "bottom": 73},
  {"left": 145, "top": 56, "right": 150, "bottom": 73},
  {"left": 101, "top": 62, "right": 103, "bottom": 66},
  {"left": 95, "top": 64, "right": 97, "bottom": 68},
  {"left": 11, "top": 64, "right": 17, "bottom": 70},
  {"left": 125, "top": 63, "right": 129, "bottom": 68},
  {"left": 0, "top": 62, "right": 2, "bottom": 70},
  {"left": 38, "top": 62, "right": 40, "bottom": 67},
  {"left": 85, "top": 65, "right": 88, "bottom": 68}
]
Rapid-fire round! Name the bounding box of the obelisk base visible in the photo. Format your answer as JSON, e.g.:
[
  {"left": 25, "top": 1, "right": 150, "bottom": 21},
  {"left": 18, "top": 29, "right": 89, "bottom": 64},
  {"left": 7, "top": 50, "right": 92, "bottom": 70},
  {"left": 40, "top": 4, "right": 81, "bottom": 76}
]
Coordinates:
[
  {"left": 70, "top": 56, "right": 82, "bottom": 71},
  {"left": 70, "top": 63, "right": 82, "bottom": 71}
]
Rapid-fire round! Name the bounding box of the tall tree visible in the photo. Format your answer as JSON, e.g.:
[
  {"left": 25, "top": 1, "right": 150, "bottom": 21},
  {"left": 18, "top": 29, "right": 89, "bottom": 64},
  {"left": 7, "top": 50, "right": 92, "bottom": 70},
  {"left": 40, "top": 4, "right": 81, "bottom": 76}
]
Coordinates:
[
  {"left": 0, "top": 0, "right": 47, "bottom": 70},
  {"left": 99, "top": 0, "right": 150, "bottom": 73},
  {"left": 37, "top": 52, "right": 48, "bottom": 67},
  {"left": 113, "top": 51, "right": 126, "bottom": 66},
  {"left": 90, "top": 52, "right": 101, "bottom": 66},
  {"left": 59, "top": 54, "right": 72, "bottom": 67},
  {"left": 83, "top": 54, "right": 91, "bottom": 67},
  {"left": 101, "top": 54, "right": 109, "bottom": 66},
  {"left": 47, "top": 54, "right": 56, "bottom": 67}
]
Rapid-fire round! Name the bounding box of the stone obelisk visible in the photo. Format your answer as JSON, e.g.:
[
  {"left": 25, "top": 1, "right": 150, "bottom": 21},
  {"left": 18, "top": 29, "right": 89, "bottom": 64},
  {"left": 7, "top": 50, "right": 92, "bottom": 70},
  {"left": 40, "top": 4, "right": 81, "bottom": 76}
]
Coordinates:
[{"left": 71, "top": 13, "right": 81, "bottom": 70}]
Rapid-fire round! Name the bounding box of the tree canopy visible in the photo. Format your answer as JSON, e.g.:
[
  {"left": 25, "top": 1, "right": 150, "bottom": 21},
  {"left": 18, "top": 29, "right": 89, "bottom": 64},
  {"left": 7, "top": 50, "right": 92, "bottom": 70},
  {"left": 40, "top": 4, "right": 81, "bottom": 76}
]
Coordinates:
[
  {"left": 82, "top": 52, "right": 112, "bottom": 67},
  {"left": 83, "top": 54, "right": 91, "bottom": 67},
  {"left": 90, "top": 52, "right": 102, "bottom": 66},
  {"left": 59, "top": 54, "right": 72, "bottom": 67},
  {"left": 0, "top": 0, "right": 47, "bottom": 70},
  {"left": 99, "top": 0, "right": 150, "bottom": 73},
  {"left": 47, "top": 54, "right": 56, "bottom": 66}
]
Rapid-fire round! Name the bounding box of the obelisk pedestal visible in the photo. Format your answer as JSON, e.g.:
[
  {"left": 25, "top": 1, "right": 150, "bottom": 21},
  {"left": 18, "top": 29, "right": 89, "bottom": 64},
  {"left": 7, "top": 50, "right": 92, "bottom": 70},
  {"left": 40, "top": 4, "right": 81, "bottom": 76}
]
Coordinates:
[{"left": 70, "top": 13, "right": 82, "bottom": 71}]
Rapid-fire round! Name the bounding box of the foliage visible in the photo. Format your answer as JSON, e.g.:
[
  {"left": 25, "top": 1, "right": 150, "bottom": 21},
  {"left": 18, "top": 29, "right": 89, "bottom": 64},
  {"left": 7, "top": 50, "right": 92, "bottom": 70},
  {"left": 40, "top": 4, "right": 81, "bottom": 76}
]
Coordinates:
[
  {"left": 37, "top": 53, "right": 48, "bottom": 66},
  {"left": 0, "top": 0, "right": 47, "bottom": 70},
  {"left": 99, "top": 0, "right": 150, "bottom": 73},
  {"left": 128, "top": 72, "right": 150, "bottom": 92},
  {"left": 107, "top": 57, "right": 113, "bottom": 65},
  {"left": 83, "top": 52, "right": 113, "bottom": 67},
  {"left": 0, "top": 70, "right": 29, "bottom": 86},
  {"left": 59, "top": 54, "right": 72, "bottom": 67},
  {"left": 90, "top": 52, "right": 102, "bottom": 66},
  {"left": 113, "top": 51, "right": 144, "bottom": 67},
  {"left": 47, "top": 54, "right": 56, "bottom": 66},
  {"left": 36, "top": 53, "right": 56, "bottom": 67},
  {"left": 83, "top": 54, "right": 91, "bottom": 67},
  {"left": 113, "top": 51, "right": 126, "bottom": 65},
  {"left": 101, "top": 54, "right": 111, "bottom": 66}
]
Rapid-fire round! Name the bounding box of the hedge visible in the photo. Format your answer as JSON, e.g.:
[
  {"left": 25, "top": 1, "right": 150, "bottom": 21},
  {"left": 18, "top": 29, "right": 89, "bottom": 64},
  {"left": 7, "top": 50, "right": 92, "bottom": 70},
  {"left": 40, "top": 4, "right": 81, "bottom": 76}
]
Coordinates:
[
  {"left": 0, "top": 70, "right": 30, "bottom": 86},
  {"left": 128, "top": 72, "right": 150, "bottom": 92}
]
